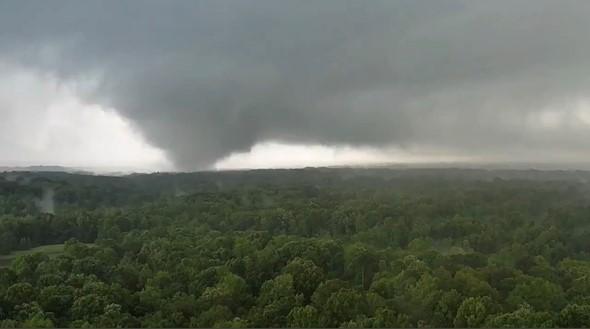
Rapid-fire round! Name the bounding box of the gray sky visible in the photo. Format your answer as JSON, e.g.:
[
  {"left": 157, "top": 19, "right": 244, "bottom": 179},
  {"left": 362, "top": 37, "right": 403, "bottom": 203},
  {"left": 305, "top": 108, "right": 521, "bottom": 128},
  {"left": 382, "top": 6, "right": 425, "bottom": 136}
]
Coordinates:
[{"left": 1, "top": 1, "right": 590, "bottom": 171}]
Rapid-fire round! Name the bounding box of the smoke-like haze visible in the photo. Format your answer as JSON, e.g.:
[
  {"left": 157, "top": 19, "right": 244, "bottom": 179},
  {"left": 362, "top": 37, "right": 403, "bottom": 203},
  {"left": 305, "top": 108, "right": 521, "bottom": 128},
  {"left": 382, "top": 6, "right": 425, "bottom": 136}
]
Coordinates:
[
  {"left": 1, "top": 1, "right": 590, "bottom": 170},
  {"left": 34, "top": 188, "right": 55, "bottom": 214}
]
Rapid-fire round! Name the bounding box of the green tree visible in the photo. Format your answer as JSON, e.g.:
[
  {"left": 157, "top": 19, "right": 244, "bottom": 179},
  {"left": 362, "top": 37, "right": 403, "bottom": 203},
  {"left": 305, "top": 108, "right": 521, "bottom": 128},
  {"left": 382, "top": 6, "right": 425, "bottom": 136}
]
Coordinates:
[
  {"left": 486, "top": 303, "right": 553, "bottom": 328},
  {"left": 372, "top": 308, "right": 411, "bottom": 328},
  {"left": 507, "top": 277, "right": 565, "bottom": 312},
  {"left": 71, "top": 294, "right": 108, "bottom": 321},
  {"left": 454, "top": 296, "right": 495, "bottom": 328},
  {"left": 192, "top": 306, "right": 232, "bottom": 327},
  {"left": 22, "top": 313, "right": 54, "bottom": 329},
  {"left": 198, "top": 273, "right": 251, "bottom": 314},
  {"left": 287, "top": 305, "right": 320, "bottom": 328},
  {"left": 252, "top": 274, "right": 302, "bottom": 327},
  {"left": 95, "top": 304, "right": 136, "bottom": 328},
  {"left": 282, "top": 257, "right": 325, "bottom": 300},
  {"left": 432, "top": 289, "right": 462, "bottom": 327},
  {"left": 557, "top": 303, "right": 590, "bottom": 327},
  {"left": 345, "top": 243, "right": 379, "bottom": 289},
  {"left": 323, "top": 289, "right": 368, "bottom": 327},
  {"left": 5, "top": 282, "right": 35, "bottom": 307},
  {"left": 37, "top": 285, "right": 74, "bottom": 318}
]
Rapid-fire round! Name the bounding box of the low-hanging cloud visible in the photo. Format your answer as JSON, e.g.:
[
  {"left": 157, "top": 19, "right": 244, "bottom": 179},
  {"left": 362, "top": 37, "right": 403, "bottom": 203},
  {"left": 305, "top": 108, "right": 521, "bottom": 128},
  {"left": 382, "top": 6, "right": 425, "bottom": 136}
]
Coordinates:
[{"left": 2, "top": 0, "right": 590, "bottom": 170}]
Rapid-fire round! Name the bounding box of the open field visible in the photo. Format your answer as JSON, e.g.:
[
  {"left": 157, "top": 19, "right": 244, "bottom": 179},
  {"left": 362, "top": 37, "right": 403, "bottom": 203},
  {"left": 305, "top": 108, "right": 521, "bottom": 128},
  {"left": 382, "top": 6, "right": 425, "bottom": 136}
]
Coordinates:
[{"left": 0, "top": 243, "right": 65, "bottom": 268}]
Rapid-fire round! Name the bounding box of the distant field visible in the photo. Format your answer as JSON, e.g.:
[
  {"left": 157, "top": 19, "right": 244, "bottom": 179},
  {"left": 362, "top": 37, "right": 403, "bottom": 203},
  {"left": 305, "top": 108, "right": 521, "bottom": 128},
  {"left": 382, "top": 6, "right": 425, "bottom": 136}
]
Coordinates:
[{"left": 0, "top": 244, "right": 66, "bottom": 268}]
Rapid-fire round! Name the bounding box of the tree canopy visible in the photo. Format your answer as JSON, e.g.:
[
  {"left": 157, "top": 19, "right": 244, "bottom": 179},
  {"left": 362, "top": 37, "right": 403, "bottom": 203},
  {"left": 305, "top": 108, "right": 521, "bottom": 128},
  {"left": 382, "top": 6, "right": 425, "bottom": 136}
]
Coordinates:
[{"left": 1, "top": 168, "right": 590, "bottom": 327}]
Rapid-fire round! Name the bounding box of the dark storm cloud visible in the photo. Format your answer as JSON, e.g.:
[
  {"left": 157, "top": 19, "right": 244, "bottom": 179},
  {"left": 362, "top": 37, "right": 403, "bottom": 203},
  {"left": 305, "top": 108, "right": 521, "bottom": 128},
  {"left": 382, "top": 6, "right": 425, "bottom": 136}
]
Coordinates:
[{"left": 2, "top": 0, "right": 590, "bottom": 169}]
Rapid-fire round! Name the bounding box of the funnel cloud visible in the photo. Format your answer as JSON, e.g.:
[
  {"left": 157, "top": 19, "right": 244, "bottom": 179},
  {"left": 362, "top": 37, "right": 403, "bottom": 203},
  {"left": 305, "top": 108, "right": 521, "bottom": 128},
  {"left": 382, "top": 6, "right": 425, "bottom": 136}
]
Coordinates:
[{"left": 1, "top": 1, "right": 590, "bottom": 170}]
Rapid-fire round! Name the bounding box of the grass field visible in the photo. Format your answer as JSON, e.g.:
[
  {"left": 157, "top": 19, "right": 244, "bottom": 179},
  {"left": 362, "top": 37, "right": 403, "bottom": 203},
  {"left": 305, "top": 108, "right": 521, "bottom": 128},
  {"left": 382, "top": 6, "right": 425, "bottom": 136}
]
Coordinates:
[{"left": 0, "top": 244, "right": 66, "bottom": 268}]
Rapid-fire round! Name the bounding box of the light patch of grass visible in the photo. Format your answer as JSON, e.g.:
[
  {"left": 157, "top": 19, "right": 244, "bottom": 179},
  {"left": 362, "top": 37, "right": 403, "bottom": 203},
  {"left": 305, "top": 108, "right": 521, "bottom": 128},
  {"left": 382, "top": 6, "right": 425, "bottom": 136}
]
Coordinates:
[{"left": 0, "top": 243, "right": 66, "bottom": 268}]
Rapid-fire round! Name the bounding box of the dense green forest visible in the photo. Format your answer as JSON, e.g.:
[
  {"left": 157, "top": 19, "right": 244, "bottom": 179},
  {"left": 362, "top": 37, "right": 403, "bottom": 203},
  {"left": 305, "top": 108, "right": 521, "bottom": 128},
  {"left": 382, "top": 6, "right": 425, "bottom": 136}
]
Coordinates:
[{"left": 2, "top": 168, "right": 590, "bottom": 328}]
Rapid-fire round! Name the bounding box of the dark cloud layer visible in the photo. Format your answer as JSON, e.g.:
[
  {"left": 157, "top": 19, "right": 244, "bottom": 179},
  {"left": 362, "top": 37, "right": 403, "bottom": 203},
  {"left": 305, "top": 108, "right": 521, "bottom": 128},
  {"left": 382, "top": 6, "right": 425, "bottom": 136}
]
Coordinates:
[{"left": 2, "top": 1, "right": 590, "bottom": 169}]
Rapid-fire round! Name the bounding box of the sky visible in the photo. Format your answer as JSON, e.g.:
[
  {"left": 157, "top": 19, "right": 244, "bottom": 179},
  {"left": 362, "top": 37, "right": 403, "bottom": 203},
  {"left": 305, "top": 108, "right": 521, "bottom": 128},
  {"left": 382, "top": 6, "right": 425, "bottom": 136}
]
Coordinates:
[{"left": 1, "top": 1, "right": 590, "bottom": 172}]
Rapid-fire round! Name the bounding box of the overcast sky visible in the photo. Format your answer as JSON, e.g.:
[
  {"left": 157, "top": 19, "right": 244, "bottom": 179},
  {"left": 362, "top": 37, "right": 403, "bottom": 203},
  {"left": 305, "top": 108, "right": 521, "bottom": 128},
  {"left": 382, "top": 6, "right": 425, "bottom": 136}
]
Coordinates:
[{"left": 1, "top": 1, "right": 590, "bottom": 171}]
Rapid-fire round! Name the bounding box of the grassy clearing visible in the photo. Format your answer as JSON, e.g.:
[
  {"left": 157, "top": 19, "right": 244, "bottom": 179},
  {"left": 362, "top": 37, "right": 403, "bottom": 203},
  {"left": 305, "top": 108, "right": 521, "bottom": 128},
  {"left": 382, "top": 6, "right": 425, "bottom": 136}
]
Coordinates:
[{"left": 0, "top": 243, "right": 65, "bottom": 268}]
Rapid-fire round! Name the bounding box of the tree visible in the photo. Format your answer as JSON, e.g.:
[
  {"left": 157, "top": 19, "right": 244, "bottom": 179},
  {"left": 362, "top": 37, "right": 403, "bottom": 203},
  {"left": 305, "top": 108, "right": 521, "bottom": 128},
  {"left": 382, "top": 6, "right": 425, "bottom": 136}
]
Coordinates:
[
  {"left": 454, "top": 296, "right": 495, "bottom": 328},
  {"left": 507, "top": 277, "right": 565, "bottom": 312},
  {"left": 323, "top": 289, "right": 368, "bottom": 327},
  {"left": 252, "top": 274, "right": 302, "bottom": 327},
  {"left": 5, "top": 282, "right": 35, "bottom": 307},
  {"left": 311, "top": 279, "right": 350, "bottom": 310},
  {"left": 432, "top": 289, "right": 462, "bottom": 327},
  {"left": 95, "top": 304, "right": 136, "bottom": 328},
  {"left": 557, "top": 303, "right": 590, "bottom": 328},
  {"left": 486, "top": 303, "right": 553, "bottom": 328},
  {"left": 282, "top": 257, "right": 325, "bottom": 300},
  {"left": 10, "top": 253, "right": 47, "bottom": 283},
  {"left": 22, "top": 313, "right": 54, "bottom": 329},
  {"left": 345, "top": 243, "right": 379, "bottom": 289},
  {"left": 372, "top": 308, "right": 411, "bottom": 328},
  {"left": 71, "top": 294, "right": 108, "bottom": 322},
  {"left": 37, "top": 285, "right": 75, "bottom": 318},
  {"left": 453, "top": 268, "right": 498, "bottom": 298},
  {"left": 402, "top": 273, "right": 442, "bottom": 323},
  {"left": 192, "top": 306, "right": 232, "bottom": 327},
  {"left": 287, "top": 305, "right": 320, "bottom": 328},
  {"left": 198, "top": 273, "right": 251, "bottom": 315}
]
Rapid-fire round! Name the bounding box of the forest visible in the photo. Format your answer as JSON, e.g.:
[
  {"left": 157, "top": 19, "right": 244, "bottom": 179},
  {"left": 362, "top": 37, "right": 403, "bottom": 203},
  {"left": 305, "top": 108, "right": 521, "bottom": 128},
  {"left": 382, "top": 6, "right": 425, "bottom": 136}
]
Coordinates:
[{"left": 1, "top": 168, "right": 590, "bottom": 328}]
